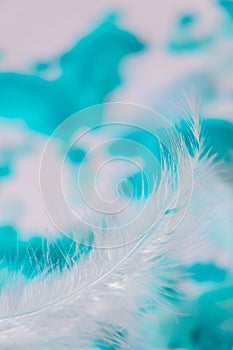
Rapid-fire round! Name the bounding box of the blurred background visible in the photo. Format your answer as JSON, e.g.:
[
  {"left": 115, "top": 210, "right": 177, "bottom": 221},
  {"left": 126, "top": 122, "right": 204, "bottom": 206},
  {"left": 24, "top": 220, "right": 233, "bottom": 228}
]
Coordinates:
[
  {"left": 0, "top": 0, "right": 233, "bottom": 349},
  {"left": 0, "top": 0, "right": 233, "bottom": 114}
]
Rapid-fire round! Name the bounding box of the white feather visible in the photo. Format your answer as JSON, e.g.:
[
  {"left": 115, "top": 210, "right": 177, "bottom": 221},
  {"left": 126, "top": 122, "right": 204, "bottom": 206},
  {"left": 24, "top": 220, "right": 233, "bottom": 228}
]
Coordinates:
[{"left": 0, "top": 111, "right": 231, "bottom": 350}]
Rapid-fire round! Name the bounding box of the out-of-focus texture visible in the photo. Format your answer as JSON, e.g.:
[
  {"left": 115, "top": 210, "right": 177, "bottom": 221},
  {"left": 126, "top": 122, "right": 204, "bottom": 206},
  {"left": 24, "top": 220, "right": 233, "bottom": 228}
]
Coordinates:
[{"left": 0, "top": 1, "right": 233, "bottom": 349}]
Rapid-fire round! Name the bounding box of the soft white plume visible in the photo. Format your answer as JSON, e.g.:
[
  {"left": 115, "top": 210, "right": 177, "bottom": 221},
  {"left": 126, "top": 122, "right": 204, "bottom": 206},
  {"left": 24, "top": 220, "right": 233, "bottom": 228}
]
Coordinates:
[{"left": 0, "top": 111, "right": 231, "bottom": 350}]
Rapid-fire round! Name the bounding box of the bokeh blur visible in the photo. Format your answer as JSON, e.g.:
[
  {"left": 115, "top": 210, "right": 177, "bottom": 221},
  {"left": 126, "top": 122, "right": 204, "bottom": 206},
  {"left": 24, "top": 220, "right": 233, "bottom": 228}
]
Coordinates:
[{"left": 0, "top": 1, "right": 233, "bottom": 349}]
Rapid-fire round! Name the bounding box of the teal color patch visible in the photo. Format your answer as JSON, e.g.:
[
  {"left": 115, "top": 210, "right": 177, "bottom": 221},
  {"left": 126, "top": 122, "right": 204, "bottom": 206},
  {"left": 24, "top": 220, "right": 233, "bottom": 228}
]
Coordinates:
[
  {"left": 168, "top": 12, "right": 211, "bottom": 53},
  {"left": 201, "top": 118, "right": 233, "bottom": 162},
  {"left": 0, "top": 17, "right": 144, "bottom": 135},
  {"left": 219, "top": 0, "right": 233, "bottom": 19},
  {"left": 188, "top": 262, "right": 227, "bottom": 283},
  {"left": 0, "top": 226, "right": 93, "bottom": 280}
]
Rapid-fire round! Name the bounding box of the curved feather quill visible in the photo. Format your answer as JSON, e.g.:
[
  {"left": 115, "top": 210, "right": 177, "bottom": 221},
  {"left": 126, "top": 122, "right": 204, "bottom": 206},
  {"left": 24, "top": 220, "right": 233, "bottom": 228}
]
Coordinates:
[{"left": 0, "top": 107, "right": 231, "bottom": 349}]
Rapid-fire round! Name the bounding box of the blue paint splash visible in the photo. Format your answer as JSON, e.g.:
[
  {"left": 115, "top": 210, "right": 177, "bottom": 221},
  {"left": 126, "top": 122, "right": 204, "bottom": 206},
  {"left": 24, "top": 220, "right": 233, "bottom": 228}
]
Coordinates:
[
  {"left": 168, "top": 13, "right": 212, "bottom": 53},
  {"left": 219, "top": 0, "right": 233, "bottom": 19},
  {"left": 0, "top": 225, "right": 92, "bottom": 281},
  {"left": 0, "top": 17, "right": 144, "bottom": 135},
  {"left": 0, "top": 17, "right": 145, "bottom": 281}
]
